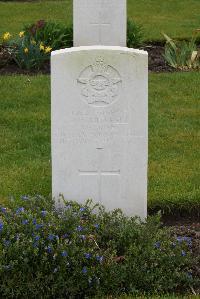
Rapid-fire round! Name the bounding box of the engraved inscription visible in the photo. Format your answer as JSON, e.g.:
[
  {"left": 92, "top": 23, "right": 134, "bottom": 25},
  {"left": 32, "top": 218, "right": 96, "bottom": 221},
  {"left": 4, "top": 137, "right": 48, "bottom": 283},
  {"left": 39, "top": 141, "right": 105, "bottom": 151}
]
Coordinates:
[{"left": 77, "top": 57, "right": 121, "bottom": 106}]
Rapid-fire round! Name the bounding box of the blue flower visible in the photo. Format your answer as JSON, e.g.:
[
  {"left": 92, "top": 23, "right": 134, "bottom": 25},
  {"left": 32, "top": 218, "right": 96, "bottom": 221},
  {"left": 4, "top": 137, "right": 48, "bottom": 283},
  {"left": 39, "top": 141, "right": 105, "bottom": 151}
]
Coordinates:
[
  {"left": 34, "top": 235, "right": 40, "bottom": 241},
  {"left": 82, "top": 266, "right": 87, "bottom": 274},
  {"left": 33, "top": 218, "right": 37, "bottom": 225},
  {"left": 22, "top": 219, "right": 29, "bottom": 225},
  {"left": 154, "top": 241, "right": 161, "bottom": 249},
  {"left": 16, "top": 207, "right": 24, "bottom": 215},
  {"left": 65, "top": 204, "right": 71, "bottom": 209},
  {"left": 187, "top": 272, "right": 193, "bottom": 280},
  {"left": 0, "top": 222, "right": 4, "bottom": 232},
  {"left": 177, "top": 236, "right": 192, "bottom": 244},
  {"left": 94, "top": 224, "right": 99, "bottom": 229},
  {"left": 84, "top": 253, "right": 92, "bottom": 259},
  {"left": 0, "top": 207, "right": 7, "bottom": 213},
  {"left": 46, "top": 246, "right": 52, "bottom": 253},
  {"left": 41, "top": 210, "right": 47, "bottom": 217},
  {"left": 21, "top": 195, "right": 29, "bottom": 200},
  {"left": 181, "top": 250, "right": 186, "bottom": 257},
  {"left": 35, "top": 224, "right": 43, "bottom": 230},
  {"left": 176, "top": 236, "right": 192, "bottom": 248},
  {"left": 61, "top": 251, "right": 68, "bottom": 257},
  {"left": 3, "top": 240, "right": 10, "bottom": 247},
  {"left": 62, "top": 233, "right": 69, "bottom": 239},
  {"left": 171, "top": 242, "right": 176, "bottom": 248},
  {"left": 80, "top": 207, "right": 85, "bottom": 212},
  {"left": 96, "top": 255, "right": 103, "bottom": 263},
  {"left": 33, "top": 242, "right": 39, "bottom": 248},
  {"left": 48, "top": 234, "right": 55, "bottom": 241},
  {"left": 3, "top": 265, "right": 11, "bottom": 270},
  {"left": 76, "top": 225, "right": 83, "bottom": 232},
  {"left": 15, "top": 234, "right": 20, "bottom": 241}
]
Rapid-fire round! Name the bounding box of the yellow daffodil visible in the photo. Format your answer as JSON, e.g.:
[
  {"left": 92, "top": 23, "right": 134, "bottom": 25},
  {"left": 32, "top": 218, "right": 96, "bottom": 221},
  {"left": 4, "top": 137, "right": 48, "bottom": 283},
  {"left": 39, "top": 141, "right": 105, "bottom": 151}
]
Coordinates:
[
  {"left": 45, "top": 46, "right": 52, "bottom": 53},
  {"left": 24, "top": 47, "right": 29, "bottom": 54},
  {"left": 3, "top": 32, "right": 11, "bottom": 41},
  {"left": 39, "top": 43, "right": 45, "bottom": 51},
  {"left": 19, "top": 31, "right": 25, "bottom": 38}
]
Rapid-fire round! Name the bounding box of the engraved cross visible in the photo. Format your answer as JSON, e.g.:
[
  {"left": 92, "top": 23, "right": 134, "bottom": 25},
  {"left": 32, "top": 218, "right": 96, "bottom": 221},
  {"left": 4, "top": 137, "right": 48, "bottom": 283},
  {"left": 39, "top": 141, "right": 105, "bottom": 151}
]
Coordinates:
[
  {"left": 79, "top": 148, "right": 120, "bottom": 202},
  {"left": 90, "top": 13, "right": 111, "bottom": 44}
]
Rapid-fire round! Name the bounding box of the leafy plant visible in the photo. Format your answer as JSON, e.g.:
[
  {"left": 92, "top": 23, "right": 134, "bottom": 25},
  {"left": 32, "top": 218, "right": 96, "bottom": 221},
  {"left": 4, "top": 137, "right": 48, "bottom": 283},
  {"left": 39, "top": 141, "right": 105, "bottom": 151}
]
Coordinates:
[
  {"left": 127, "top": 18, "right": 144, "bottom": 48},
  {"left": 23, "top": 20, "right": 73, "bottom": 50},
  {"left": 0, "top": 196, "right": 198, "bottom": 298},
  {"left": 6, "top": 34, "right": 52, "bottom": 70},
  {"left": 162, "top": 31, "right": 200, "bottom": 70}
]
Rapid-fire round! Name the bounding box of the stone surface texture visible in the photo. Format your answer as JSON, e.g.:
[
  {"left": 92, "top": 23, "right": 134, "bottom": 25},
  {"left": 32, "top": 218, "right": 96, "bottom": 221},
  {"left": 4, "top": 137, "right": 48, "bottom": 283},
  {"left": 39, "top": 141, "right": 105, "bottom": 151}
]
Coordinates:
[
  {"left": 51, "top": 46, "right": 148, "bottom": 218},
  {"left": 73, "top": 0, "right": 126, "bottom": 46}
]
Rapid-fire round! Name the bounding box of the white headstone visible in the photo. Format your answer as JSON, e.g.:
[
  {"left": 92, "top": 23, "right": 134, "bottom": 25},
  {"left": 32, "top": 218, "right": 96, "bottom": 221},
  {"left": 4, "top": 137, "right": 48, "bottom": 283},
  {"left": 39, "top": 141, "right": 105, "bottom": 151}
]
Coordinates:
[
  {"left": 73, "top": 0, "right": 126, "bottom": 46},
  {"left": 51, "top": 46, "right": 148, "bottom": 218}
]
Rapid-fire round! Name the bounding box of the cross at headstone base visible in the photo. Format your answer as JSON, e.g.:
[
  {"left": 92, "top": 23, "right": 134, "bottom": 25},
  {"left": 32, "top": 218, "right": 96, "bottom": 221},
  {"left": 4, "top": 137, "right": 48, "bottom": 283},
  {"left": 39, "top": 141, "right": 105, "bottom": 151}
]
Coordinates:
[{"left": 79, "top": 148, "right": 120, "bottom": 202}]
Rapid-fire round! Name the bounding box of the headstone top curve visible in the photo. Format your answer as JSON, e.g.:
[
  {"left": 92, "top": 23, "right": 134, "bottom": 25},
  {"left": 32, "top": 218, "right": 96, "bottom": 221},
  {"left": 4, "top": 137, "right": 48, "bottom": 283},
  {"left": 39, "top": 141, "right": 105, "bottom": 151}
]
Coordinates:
[{"left": 51, "top": 46, "right": 148, "bottom": 57}]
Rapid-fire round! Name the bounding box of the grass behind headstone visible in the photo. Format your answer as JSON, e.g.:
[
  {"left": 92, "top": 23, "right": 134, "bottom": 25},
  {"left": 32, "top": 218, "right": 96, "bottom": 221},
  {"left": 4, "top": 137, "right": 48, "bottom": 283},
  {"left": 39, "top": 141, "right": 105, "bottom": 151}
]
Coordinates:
[
  {"left": 0, "top": 73, "right": 199, "bottom": 214},
  {"left": 0, "top": 0, "right": 200, "bottom": 41}
]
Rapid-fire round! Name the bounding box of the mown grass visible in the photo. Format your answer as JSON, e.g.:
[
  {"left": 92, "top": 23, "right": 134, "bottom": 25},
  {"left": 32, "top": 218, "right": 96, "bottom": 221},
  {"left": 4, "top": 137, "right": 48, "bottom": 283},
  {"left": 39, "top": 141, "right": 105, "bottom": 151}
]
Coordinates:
[
  {"left": 0, "top": 0, "right": 200, "bottom": 41},
  {"left": 149, "top": 72, "right": 200, "bottom": 213},
  {"left": 0, "top": 73, "right": 199, "bottom": 213},
  {"left": 0, "top": 75, "right": 51, "bottom": 204}
]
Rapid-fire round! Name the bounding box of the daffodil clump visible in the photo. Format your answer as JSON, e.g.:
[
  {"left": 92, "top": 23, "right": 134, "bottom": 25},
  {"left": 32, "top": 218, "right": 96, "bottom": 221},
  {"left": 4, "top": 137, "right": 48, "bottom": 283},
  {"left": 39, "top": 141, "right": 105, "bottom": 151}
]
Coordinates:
[
  {"left": 1, "top": 20, "right": 73, "bottom": 70},
  {"left": 1, "top": 29, "right": 53, "bottom": 70}
]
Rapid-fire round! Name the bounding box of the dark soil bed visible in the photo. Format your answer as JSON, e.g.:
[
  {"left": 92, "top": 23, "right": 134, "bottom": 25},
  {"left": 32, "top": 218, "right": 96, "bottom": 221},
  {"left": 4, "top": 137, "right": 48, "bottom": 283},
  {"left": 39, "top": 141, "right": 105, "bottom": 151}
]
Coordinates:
[
  {"left": 142, "top": 43, "right": 174, "bottom": 72},
  {"left": 0, "top": 61, "right": 50, "bottom": 75},
  {"left": 0, "top": 43, "right": 174, "bottom": 75}
]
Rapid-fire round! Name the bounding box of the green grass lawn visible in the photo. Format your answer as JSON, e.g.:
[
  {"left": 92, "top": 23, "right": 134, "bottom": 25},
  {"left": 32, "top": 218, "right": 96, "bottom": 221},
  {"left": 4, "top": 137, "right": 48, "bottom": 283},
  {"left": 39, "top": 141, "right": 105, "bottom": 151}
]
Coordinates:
[
  {"left": 0, "top": 73, "right": 199, "bottom": 213},
  {"left": 0, "top": 0, "right": 200, "bottom": 41}
]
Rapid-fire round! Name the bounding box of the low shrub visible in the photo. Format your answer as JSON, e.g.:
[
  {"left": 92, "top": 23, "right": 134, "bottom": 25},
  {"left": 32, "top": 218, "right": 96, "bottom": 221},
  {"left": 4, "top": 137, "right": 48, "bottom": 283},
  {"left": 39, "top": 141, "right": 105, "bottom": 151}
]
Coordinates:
[
  {"left": 163, "top": 31, "right": 200, "bottom": 70},
  {"left": 23, "top": 19, "right": 73, "bottom": 50},
  {"left": 1, "top": 18, "right": 143, "bottom": 70},
  {"left": 0, "top": 196, "right": 198, "bottom": 298},
  {"left": 1, "top": 31, "right": 52, "bottom": 70},
  {"left": 9, "top": 37, "right": 51, "bottom": 70},
  {"left": 1, "top": 20, "right": 73, "bottom": 70},
  {"left": 127, "top": 18, "right": 144, "bottom": 48}
]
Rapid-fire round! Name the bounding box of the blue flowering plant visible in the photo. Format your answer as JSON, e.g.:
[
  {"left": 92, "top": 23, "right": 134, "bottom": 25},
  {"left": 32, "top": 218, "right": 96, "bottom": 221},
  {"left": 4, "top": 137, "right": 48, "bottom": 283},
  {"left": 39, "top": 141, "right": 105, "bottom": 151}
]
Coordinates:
[
  {"left": 0, "top": 195, "right": 198, "bottom": 298},
  {"left": 0, "top": 196, "right": 114, "bottom": 298}
]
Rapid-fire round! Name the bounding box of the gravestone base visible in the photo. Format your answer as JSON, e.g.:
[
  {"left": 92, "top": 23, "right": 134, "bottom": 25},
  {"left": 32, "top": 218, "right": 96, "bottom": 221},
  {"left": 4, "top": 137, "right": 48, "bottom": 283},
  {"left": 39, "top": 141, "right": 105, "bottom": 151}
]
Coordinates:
[{"left": 51, "top": 46, "right": 148, "bottom": 219}]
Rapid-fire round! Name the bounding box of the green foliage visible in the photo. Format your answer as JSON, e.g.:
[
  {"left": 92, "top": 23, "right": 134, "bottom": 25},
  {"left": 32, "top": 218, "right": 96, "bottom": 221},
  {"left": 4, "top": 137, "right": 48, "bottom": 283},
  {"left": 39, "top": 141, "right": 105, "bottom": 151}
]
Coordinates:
[
  {"left": 23, "top": 19, "right": 73, "bottom": 50},
  {"left": 0, "top": 196, "right": 198, "bottom": 298},
  {"left": 127, "top": 18, "right": 144, "bottom": 48},
  {"left": 21, "top": 18, "right": 141, "bottom": 50},
  {"left": 8, "top": 36, "right": 50, "bottom": 70},
  {"left": 0, "top": 20, "right": 73, "bottom": 70},
  {"left": 163, "top": 31, "right": 200, "bottom": 70}
]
